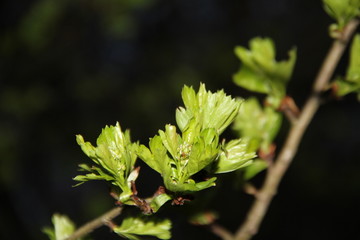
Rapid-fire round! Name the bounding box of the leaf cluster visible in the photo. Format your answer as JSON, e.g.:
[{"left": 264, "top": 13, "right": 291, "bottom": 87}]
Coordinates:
[
  {"left": 231, "top": 37, "right": 297, "bottom": 179},
  {"left": 233, "top": 37, "right": 296, "bottom": 108},
  {"left": 75, "top": 122, "right": 139, "bottom": 204},
  {"left": 138, "top": 83, "right": 255, "bottom": 193},
  {"left": 323, "top": 0, "right": 360, "bottom": 33}
]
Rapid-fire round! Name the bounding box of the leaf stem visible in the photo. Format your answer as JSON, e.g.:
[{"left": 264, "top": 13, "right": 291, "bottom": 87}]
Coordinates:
[
  {"left": 234, "top": 19, "right": 359, "bottom": 240},
  {"left": 64, "top": 207, "right": 123, "bottom": 240}
]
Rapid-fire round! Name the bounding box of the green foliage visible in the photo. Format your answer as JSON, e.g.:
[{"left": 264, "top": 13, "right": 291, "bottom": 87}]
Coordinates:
[
  {"left": 18, "top": 0, "right": 67, "bottom": 50},
  {"left": 176, "top": 83, "right": 242, "bottom": 134},
  {"left": 323, "top": 0, "right": 360, "bottom": 33},
  {"left": 333, "top": 34, "right": 360, "bottom": 100},
  {"left": 233, "top": 37, "right": 297, "bottom": 108},
  {"left": 75, "top": 122, "right": 139, "bottom": 204},
  {"left": 43, "top": 214, "right": 80, "bottom": 240},
  {"left": 243, "top": 158, "right": 269, "bottom": 180},
  {"left": 214, "top": 139, "right": 256, "bottom": 174},
  {"left": 113, "top": 217, "right": 171, "bottom": 240},
  {"left": 346, "top": 34, "right": 360, "bottom": 83},
  {"left": 232, "top": 97, "right": 282, "bottom": 154},
  {"left": 138, "top": 84, "right": 255, "bottom": 193}
]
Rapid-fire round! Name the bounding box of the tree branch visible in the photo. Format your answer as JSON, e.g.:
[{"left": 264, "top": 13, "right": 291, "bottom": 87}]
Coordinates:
[
  {"left": 209, "top": 223, "right": 235, "bottom": 240},
  {"left": 234, "top": 19, "right": 359, "bottom": 240},
  {"left": 64, "top": 207, "right": 123, "bottom": 240}
]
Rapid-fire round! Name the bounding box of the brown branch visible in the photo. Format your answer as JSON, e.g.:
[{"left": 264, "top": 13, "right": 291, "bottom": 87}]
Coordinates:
[
  {"left": 234, "top": 19, "right": 359, "bottom": 240},
  {"left": 64, "top": 207, "right": 122, "bottom": 240},
  {"left": 209, "top": 223, "right": 235, "bottom": 240}
]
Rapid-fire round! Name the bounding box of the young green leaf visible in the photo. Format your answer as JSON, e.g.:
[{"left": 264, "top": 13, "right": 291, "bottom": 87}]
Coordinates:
[
  {"left": 233, "top": 37, "right": 296, "bottom": 107},
  {"left": 43, "top": 214, "right": 80, "bottom": 240},
  {"left": 139, "top": 84, "right": 251, "bottom": 194},
  {"left": 333, "top": 34, "right": 360, "bottom": 98},
  {"left": 243, "top": 158, "right": 269, "bottom": 180},
  {"left": 323, "top": 0, "right": 360, "bottom": 32},
  {"left": 176, "top": 83, "right": 242, "bottom": 134},
  {"left": 138, "top": 124, "right": 219, "bottom": 193},
  {"left": 75, "top": 122, "right": 139, "bottom": 204},
  {"left": 232, "top": 97, "right": 282, "bottom": 153},
  {"left": 346, "top": 34, "right": 360, "bottom": 84},
  {"left": 214, "top": 139, "right": 256, "bottom": 174},
  {"left": 113, "top": 217, "right": 172, "bottom": 240}
]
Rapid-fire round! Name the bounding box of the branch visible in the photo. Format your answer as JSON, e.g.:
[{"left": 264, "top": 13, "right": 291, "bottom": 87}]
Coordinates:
[
  {"left": 209, "top": 223, "right": 235, "bottom": 240},
  {"left": 234, "top": 19, "right": 359, "bottom": 240},
  {"left": 64, "top": 207, "right": 123, "bottom": 240}
]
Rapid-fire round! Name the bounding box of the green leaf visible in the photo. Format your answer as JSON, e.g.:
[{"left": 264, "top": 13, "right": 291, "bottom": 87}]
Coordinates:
[
  {"left": 164, "top": 177, "right": 217, "bottom": 193},
  {"left": 185, "top": 128, "right": 219, "bottom": 176},
  {"left": 232, "top": 97, "right": 282, "bottom": 153},
  {"left": 333, "top": 34, "right": 360, "bottom": 98},
  {"left": 43, "top": 214, "right": 80, "bottom": 240},
  {"left": 243, "top": 158, "right": 268, "bottom": 180},
  {"left": 149, "top": 192, "right": 173, "bottom": 213},
  {"left": 333, "top": 77, "right": 360, "bottom": 96},
  {"left": 113, "top": 217, "right": 172, "bottom": 240},
  {"left": 323, "top": 0, "right": 360, "bottom": 31},
  {"left": 159, "top": 124, "right": 181, "bottom": 159},
  {"left": 233, "top": 37, "right": 296, "bottom": 108},
  {"left": 346, "top": 34, "right": 360, "bottom": 84},
  {"left": 140, "top": 83, "right": 250, "bottom": 193},
  {"left": 176, "top": 83, "right": 242, "bottom": 135},
  {"left": 233, "top": 66, "right": 270, "bottom": 94},
  {"left": 214, "top": 139, "right": 256, "bottom": 174},
  {"left": 75, "top": 122, "right": 139, "bottom": 204}
]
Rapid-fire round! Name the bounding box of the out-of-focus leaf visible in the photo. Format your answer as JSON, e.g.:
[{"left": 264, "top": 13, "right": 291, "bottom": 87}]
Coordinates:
[
  {"left": 189, "top": 211, "right": 218, "bottom": 226},
  {"left": 333, "top": 77, "right": 360, "bottom": 96},
  {"left": 243, "top": 158, "right": 268, "bottom": 180},
  {"left": 232, "top": 97, "right": 282, "bottom": 153},
  {"left": 333, "top": 34, "right": 360, "bottom": 99},
  {"left": 18, "top": 0, "right": 67, "bottom": 50},
  {"left": 323, "top": 0, "right": 360, "bottom": 31},
  {"left": 346, "top": 34, "right": 360, "bottom": 84},
  {"left": 113, "top": 217, "right": 171, "bottom": 240},
  {"left": 75, "top": 122, "right": 139, "bottom": 204},
  {"left": 43, "top": 214, "right": 80, "bottom": 240},
  {"left": 233, "top": 37, "right": 296, "bottom": 108},
  {"left": 233, "top": 66, "right": 270, "bottom": 94}
]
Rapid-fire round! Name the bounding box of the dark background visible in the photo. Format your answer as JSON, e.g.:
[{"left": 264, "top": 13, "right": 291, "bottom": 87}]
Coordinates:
[{"left": 1, "top": 0, "right": 359, "bottom": 239}]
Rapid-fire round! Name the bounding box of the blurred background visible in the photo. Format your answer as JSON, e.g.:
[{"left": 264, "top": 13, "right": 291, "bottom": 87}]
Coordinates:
[{"left": 1, "top": 0, "right": 359, "bottom": 239}]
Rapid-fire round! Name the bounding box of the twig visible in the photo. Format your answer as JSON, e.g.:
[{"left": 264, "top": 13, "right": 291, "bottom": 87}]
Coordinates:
[
  {"left": 64, "top": 207, "right": 123, "bottom": 240},
  {"left": 234, "top": 19, "right": 359, "bottom": 240},
  {"left": 209, "top": 223, "right": 235, "bottom": 240}
]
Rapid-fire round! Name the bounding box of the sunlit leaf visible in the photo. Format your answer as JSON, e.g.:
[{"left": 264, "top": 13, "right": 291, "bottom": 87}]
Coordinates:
[
  {"left": 113, "top": 217, "right": 171, "bottom": 240},
  {"left": 140, "top": 84, "right": 250, "bottom": 193},
  {"left": 233, "top": 37, "right": 296, "bottom": 108},
  {"left": 214, "top": 139, "right": 256, "bottom": 174},
  {"left": 75, "top": 122, "right": 139, "bottom": 204}
]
